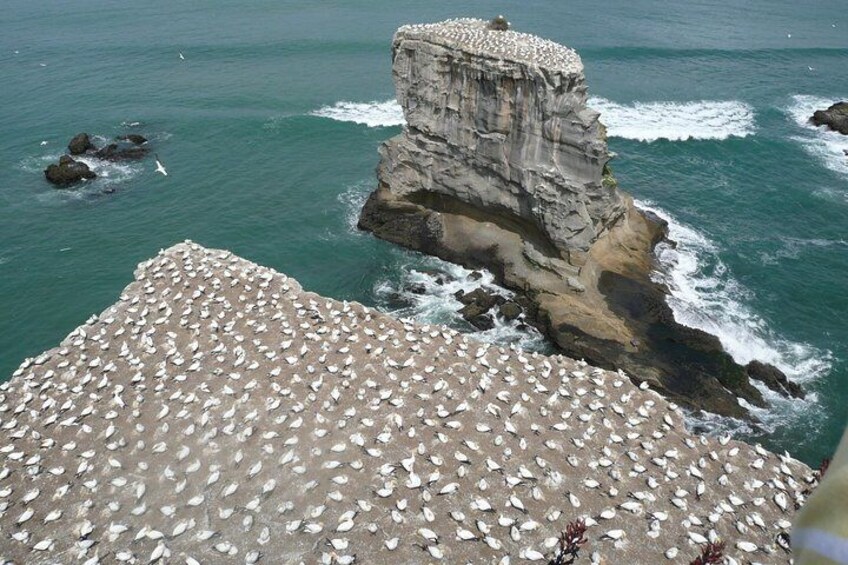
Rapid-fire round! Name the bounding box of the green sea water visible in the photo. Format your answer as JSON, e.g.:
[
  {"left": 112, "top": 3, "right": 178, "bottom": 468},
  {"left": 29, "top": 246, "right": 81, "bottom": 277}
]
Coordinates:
[{"left": 1, "top": 0, "right": 846, "bottom": 466}]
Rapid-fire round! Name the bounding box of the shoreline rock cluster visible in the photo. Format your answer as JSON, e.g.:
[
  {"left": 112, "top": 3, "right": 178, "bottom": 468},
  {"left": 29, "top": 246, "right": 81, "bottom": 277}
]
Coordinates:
[
  {"left": 810, "top": 101, "right": 848, "bottom": 135},
  {"left": 358, "top": 18, "right": 802, "bottom": 420},
  {"left": 43, "top": 132, "right": 149, "bottom": 188},
  {"left": 0, "top": 242, "right": 815, "bottom": 563}
]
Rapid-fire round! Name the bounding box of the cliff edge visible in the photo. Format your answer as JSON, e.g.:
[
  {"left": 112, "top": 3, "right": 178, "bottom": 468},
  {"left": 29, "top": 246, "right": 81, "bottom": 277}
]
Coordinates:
[
  {"left": 0, "top": 242, "right": 812, "bottom": 563},
  {"left": 358, "top": 18, "right": 801, "bottom": 419}
]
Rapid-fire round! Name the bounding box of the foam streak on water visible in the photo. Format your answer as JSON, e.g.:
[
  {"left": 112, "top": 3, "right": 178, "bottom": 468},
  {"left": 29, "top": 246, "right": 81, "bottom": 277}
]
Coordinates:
[
  {"left": 589, "top": 97, "right": 756, "bottom": 142},
  {"left": 786, "top": 94, "right": 848, "bottom": 177},
  {"left": 636, "top": 200, "right": 831, "bottom": 433},
  {"left": 311, "top": 100, "right": 405, "bottom": 128},
  {"left": 312, "top": 98, "right": 756, "bottom": 143}
]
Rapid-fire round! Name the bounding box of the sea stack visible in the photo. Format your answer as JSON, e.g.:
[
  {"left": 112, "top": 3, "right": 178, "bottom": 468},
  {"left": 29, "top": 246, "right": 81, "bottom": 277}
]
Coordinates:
[{"left": 359, "top": 18, "right": 797, "bottom": 419}]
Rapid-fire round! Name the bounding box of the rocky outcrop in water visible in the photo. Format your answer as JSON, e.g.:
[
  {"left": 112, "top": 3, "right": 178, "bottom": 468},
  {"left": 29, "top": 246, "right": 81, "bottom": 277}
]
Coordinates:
[
  {"left": 359, "top": 19, "right": 799, "bottom": 419},
  {"left": 68, "top": 132, "right": 94, "bottom": 155},
  {"left": 43, "top": 132, "right": 153, "bottom": 188},
  {"left": 811, "top": 101, "right": 848, "bottom": 135},
  {"left": 43, "top": 155, "right": 96, "bottom": 186}
]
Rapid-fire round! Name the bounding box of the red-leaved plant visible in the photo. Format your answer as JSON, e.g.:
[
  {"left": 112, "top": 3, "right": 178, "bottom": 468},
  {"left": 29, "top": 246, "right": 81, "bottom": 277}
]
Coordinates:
[
  {"left": 549, "top": 518, "right": 588, "bottom": 565},
  {"left": 690, "top": 541, "right": 725, "bottom": 565},
  {"left": 818, "top": 457, "right": 831, "bottom": 480}
]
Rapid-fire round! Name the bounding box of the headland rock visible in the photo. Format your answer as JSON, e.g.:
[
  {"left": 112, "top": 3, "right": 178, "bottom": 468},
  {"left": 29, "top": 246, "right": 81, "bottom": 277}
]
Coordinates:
[{"left": 359, "top": 19, "right": 799, "bottom": 419}]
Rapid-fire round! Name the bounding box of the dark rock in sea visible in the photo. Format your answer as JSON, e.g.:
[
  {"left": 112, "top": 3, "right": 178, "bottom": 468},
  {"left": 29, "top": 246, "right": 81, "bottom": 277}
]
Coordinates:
[
  {"left": 44, "top": 155, "right": 96, "bottom": 187},
  {"left": 499, "top": 301, "right": 522, "bottom": 321},
  {"left": 466, "top": 313, "right": 495, "bottom": 330},
  {"left": 457, "top": 288, "right": 505, "bottom": 329},
  {"left": 118, "top": 134, "right": 148, "bottom": 145},
  {"left": 468, "top": 270, "right": 483, "bottom": 281},
  {"left": 67, "top": 132, "right": 93, "bottom": 155},
  {"left": 457, "top": 287, "right": 504, "bottom": 310},
  {"left": 746, "top": 360, "right": 805, "bottom": 399},
  {"left": 811, "top": 101, "right": 848, "bottom": 135},
  {"left": 407, "top": 282, "right": 427, "bottom": 294},
  {"left": 94, "top": 142, "right": 148, "bottom": 161}
]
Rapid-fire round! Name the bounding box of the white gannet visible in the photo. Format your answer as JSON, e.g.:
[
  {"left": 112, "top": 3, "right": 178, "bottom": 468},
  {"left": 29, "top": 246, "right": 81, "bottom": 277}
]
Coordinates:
[
  {"left": 154, "top": 155, "right": 168, "bottom": 176},
  {"left": 179, "top": 52, "right": 185, "bottom": 60}
]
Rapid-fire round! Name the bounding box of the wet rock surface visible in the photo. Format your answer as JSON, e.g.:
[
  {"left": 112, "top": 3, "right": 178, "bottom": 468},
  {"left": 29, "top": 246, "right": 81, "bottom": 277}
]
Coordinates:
[
  {"left": 43, "top": 155, "right": 96, "bottom": 186},
  {"left": 67, "top": 132, "right": 93, "bottom": 155},
  {"left": 811, "top": 101, "right": 848, "bottom": 135}
]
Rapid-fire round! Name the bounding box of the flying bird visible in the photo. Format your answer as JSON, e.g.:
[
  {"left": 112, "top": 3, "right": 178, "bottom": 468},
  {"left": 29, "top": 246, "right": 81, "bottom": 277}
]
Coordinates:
[
  {"left": 179, "top": 52, "right": 185, "bottom": 60},
  {"left": 154, "top": 155, "right": 168, "bottom": 176}
]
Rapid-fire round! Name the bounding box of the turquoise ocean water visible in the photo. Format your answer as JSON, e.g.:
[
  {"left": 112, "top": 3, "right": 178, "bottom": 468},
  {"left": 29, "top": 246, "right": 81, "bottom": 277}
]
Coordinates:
[{"left": 1, "top": 0, "right": 846, "bottom": 466}]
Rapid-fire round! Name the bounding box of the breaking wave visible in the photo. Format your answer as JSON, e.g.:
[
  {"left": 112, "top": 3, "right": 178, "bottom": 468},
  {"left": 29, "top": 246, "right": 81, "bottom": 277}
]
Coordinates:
[
  {"left": 636, "top": 200, "right": 831, "bottom": 433},
  {"left": 785, "top": 94, "right": 848, "bottom": 177},
  {"left": 588, "top": 97, "right": 756, "bottom": 142},
  {"left": 374, "top": 259, "right": 551, "bottom": 353},
  {"left": 310, "top": 100, "right": 404, "bottom": 128}
]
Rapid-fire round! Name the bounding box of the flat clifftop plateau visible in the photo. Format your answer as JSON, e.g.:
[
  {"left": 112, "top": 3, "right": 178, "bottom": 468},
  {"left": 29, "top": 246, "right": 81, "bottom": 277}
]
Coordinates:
[
  {"left": 2, "top": 242, "right": 812, "bottom": 563},
  {"left": 359, "top": 18, "right": 802, "bottom": 419}
]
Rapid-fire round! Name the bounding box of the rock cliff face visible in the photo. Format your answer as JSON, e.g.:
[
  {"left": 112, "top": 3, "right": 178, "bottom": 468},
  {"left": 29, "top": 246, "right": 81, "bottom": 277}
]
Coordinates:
[
  {"left": 379, "top": 19, "right": 625, "bottom": 259},
  {"left": 360, "top": 19, "right": 801, "bottom": 419}
]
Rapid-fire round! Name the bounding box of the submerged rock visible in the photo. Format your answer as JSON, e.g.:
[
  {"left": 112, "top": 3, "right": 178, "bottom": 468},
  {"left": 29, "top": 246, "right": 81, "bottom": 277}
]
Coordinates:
[
  {"left": 811, "top": 101, "right": 848, "bottom": 135},
  {"left": 94, "top": 141, "right": 148, "bottom": 161},
  {"left": 44, "top": 155, "right": 96, "bottom": 186},
  {"left": 456, "top": 287, "right": 505, "bottom": 329},
  {"left": 67, "top": 132, "right": 93, "bottom": 155},
  {"left": 358, "top": 18, "right": 799, "bottom": 418},
  {"left": 746, "top": 360, "right": 805, "bottom": 399},
  {"left": 118, "top": 133, "right": 148, "bottom": 145},
  {"left": 498, "top": 301, "right": 522, "bottom": 321}
]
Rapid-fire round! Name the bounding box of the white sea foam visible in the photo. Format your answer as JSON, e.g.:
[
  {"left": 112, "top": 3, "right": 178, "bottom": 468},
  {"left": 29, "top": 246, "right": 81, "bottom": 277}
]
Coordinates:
[
  {"left": 636, "top": 200, "right": 831, "bottom": 434},
  {"left": 313, "top": 97, "right": 755, "bottom": 142},
  {"left": 337, "top": 178, "right": 547, "bottom": 351},
  {"left": 337, "top": 180, "right": 372, "bottom": 233},
  {"left": 73, "top": 155, "right": 141, "bottom": 185},
  {"left": 374, "top": 258, "right": 550, "bottom": 353},
  {"left": 786, "top": 94, "right": 848, "bottom": 177},
  {"left": 588, "top": 97, "right": 756, "bottom": 142},
  {"left": 21, "top": 142, "right": 145, "bottom": 201},
  {"left": 311, "top": 100, "right": 405, "bottom": 128}
]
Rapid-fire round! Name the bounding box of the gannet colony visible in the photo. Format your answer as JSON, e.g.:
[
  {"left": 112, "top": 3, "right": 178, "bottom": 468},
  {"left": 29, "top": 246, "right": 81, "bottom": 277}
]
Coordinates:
[
  {"left": 396, "top": 19, "right": 584, "bottom": 73},
  {"left": 0, "top": 242, "right": 813, "bottom": 563}
]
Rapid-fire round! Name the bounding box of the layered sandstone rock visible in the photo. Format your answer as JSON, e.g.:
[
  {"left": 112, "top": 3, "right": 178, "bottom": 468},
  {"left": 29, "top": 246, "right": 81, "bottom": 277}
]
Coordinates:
[
  {"left": 359, "top": 19, "right": 798, "bottom": 419},
  {"left": 373, "top": 19, "right": 625, "bottom": 260}
]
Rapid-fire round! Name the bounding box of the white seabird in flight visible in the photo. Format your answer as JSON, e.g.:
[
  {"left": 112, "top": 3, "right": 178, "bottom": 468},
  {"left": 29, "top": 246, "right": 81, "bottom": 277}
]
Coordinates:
[{"left": 154, "top": 155, "right": 168, "bottom": 176}]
